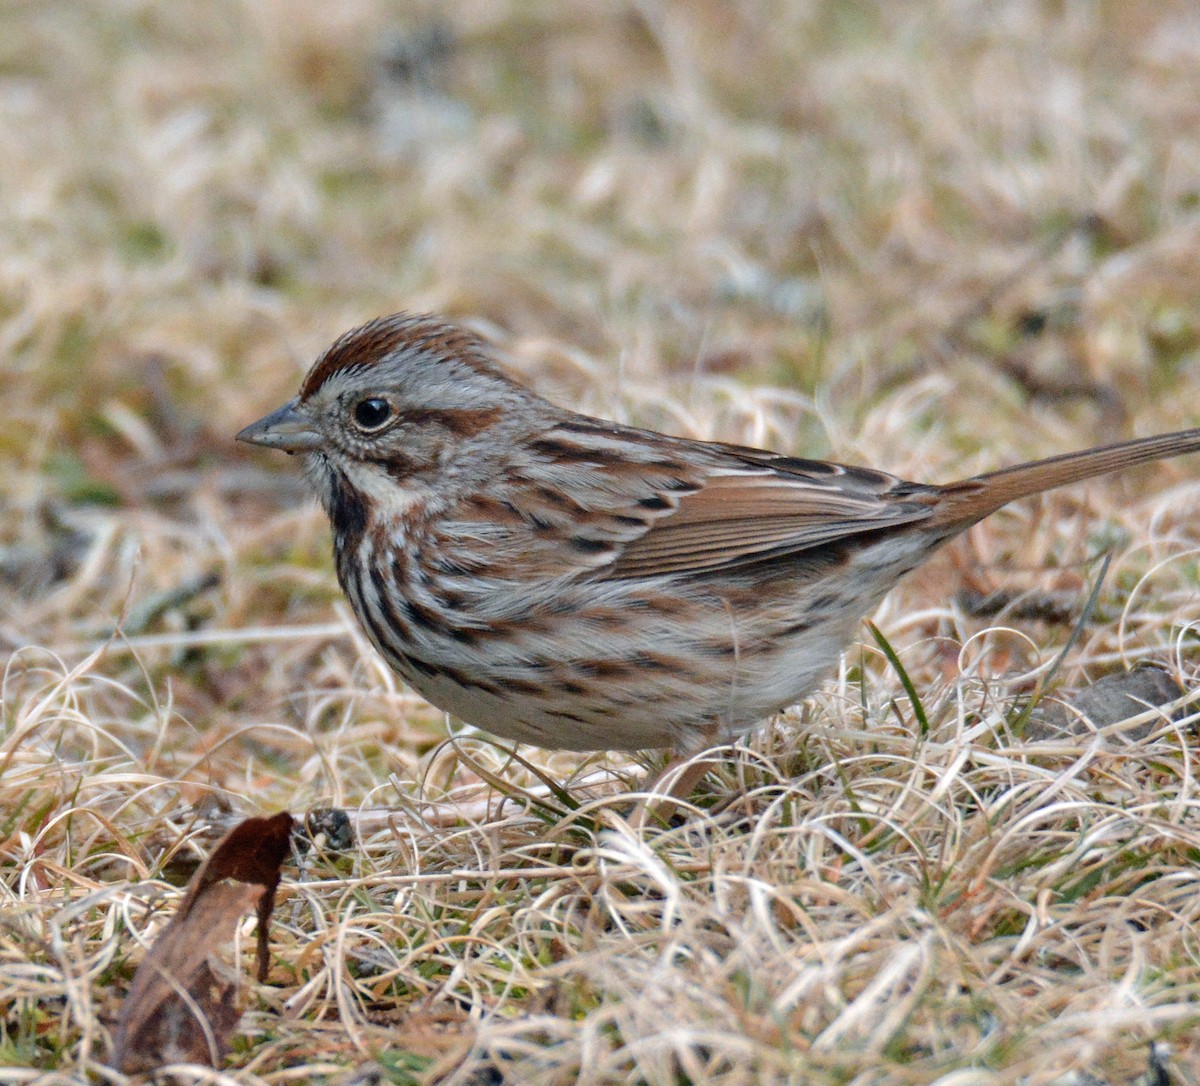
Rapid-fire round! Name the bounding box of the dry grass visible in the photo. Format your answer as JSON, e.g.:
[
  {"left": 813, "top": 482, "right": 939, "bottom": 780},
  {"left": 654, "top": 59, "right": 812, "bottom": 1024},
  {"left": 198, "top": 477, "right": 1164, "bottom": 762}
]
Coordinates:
[{"left": 3, "top": 1, "right": 1200, "bottom": 1082}]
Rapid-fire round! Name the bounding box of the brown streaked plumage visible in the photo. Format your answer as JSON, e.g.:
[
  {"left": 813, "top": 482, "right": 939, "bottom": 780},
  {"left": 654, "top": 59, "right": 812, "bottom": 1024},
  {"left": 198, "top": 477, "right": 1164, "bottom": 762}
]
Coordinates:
[{"left": 238, "top": 312, "right": 1200, "bottom": 764}]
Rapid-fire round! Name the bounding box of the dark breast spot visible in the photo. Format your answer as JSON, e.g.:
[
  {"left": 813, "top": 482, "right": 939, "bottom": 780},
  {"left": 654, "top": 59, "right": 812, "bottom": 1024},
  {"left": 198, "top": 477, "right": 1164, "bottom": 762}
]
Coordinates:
[
  {"left": 430, "top": 585, "right": 467, "bottom": 609},
  {"left": 401, "top": 596, "right": 448, "bottom": 634},
  {"left": 367, "top": 566, "right": 412, "bottom": 642}
]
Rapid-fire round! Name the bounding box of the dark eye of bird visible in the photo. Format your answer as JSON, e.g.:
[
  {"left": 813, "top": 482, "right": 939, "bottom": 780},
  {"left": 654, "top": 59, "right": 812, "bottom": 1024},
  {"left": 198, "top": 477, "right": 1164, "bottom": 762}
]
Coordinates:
[{"left": 353, "top": 397, "right": 392, "bottom": 431}]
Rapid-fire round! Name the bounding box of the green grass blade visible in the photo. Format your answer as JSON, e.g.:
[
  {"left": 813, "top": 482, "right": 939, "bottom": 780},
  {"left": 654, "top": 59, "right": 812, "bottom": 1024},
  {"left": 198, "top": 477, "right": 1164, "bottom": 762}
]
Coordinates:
[{"left": 866, "top": 620, "right": 930, "bottom": 736}]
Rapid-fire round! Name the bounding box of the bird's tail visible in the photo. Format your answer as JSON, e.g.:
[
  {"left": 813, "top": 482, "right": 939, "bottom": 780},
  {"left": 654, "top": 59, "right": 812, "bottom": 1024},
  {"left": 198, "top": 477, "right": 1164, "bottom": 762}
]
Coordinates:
[{"left": 930, "top": 427, "right": 1200, "bottom": 527}]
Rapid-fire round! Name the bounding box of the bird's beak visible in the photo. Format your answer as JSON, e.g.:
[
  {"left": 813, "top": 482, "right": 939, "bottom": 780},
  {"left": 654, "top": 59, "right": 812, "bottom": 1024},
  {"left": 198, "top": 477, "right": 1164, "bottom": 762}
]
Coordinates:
[{"left": 236, "top": 399, "right": 323, "bottom": 453}]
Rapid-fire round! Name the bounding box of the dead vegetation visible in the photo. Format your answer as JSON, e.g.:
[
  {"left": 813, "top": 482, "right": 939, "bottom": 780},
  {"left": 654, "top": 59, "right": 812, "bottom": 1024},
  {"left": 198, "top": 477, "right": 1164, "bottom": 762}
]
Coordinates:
[{"left": 3, "top": 1, "right": 1200, "bottom": 1082}]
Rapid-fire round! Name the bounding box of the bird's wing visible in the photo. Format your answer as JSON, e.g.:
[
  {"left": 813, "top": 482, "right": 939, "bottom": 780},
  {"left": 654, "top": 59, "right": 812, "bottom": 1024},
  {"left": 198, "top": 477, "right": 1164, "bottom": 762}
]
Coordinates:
[
  {"left": 472, "top": 421, "right": 939, "bottom": 581},
  {"left": 603, "top": 464, "right": 935, "bottom": 578}
]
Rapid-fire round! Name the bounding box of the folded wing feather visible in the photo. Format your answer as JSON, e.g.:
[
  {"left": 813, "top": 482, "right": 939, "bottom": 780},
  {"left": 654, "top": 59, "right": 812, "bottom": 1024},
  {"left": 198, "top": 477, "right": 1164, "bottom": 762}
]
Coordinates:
[{"left": 604, "top": 465, "right": 936, "bottom": 579}]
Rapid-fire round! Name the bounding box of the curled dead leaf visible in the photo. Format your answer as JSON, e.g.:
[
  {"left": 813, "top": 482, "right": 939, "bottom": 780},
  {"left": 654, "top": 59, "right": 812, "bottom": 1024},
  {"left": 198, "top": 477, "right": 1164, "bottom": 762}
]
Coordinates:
[{"left": 110, "top": 811, "right": 293, "bottom": 1073}]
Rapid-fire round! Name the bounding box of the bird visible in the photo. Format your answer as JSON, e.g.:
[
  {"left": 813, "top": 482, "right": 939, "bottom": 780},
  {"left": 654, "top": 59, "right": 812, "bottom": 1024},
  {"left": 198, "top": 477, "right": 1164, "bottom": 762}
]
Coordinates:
[{"left": 237, "top": 312, "right": 1200, "bottom": 792}]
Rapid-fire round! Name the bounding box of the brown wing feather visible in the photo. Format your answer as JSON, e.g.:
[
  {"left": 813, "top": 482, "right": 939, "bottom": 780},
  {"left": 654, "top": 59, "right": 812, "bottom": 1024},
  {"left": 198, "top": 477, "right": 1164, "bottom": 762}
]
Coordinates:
[{"left": 604, "top": 467, "right": 936, "bottom": 579}]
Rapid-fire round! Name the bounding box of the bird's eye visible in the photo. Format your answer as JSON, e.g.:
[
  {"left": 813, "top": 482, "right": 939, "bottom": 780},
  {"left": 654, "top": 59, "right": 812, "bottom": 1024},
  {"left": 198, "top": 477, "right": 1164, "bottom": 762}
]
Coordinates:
[{"left": 352, "top": 397, "right": 392, "bottom": 431}]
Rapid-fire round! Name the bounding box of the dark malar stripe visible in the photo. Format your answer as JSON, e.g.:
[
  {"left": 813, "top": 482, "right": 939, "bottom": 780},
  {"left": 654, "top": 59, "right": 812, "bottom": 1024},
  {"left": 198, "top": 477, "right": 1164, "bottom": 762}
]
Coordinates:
[{"left": 328, "top": 469, "right": 367, "bottom": 551}]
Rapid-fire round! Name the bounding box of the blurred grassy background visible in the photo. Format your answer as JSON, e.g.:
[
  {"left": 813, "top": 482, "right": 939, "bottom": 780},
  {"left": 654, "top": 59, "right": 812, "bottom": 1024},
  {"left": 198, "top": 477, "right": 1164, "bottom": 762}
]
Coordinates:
[{"left": 3, "top": 1, "right": 1200, "bottom": 1081}]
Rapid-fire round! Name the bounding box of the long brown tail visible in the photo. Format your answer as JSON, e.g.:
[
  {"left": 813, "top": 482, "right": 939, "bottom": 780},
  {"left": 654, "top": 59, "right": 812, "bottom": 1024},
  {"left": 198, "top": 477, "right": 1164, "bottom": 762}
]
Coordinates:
[{"left": 931, "top": 426, "right": 1200, "bottom": 527}]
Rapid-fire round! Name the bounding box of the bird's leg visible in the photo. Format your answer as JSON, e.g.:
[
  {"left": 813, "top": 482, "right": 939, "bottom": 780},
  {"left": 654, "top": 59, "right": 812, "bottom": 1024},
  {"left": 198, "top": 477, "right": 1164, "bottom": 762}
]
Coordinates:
[{"left": 628, "top": 725, "right": 721, "bottom": 826}]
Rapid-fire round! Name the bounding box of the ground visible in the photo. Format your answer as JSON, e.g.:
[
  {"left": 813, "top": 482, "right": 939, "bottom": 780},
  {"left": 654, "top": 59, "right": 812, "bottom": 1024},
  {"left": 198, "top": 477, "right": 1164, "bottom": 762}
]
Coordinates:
[{"left": 2, "top": 2, "right": 1200, "bottom": 1082}]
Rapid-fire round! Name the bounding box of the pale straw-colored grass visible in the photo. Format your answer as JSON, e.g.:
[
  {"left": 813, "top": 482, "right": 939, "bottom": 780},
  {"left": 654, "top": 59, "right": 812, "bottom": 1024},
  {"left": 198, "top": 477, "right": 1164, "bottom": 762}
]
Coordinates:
[{"left": 3, "top": 2, "right": 1200, "bottom": 1082}]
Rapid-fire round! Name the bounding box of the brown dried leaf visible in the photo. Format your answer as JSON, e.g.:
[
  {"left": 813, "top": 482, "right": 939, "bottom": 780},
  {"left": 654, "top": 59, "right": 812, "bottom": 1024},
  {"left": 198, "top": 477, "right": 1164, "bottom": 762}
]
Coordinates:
[{"left": 110, "top": 811, "right": 293, "bottom": 1074}]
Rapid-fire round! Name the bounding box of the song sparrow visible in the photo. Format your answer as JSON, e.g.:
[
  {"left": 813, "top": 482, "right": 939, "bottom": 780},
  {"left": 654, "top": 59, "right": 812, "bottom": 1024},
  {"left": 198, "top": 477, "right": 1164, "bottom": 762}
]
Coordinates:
[{"left": 238, "top": 313, "right": 1200, "bottom": 760}]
